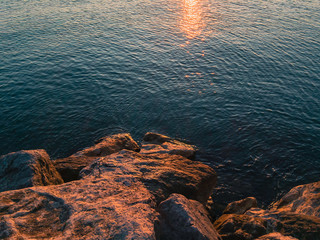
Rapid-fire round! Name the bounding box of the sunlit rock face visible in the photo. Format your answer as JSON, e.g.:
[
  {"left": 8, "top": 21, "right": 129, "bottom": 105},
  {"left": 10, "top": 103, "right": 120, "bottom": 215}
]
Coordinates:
[
  {"left": 141, "top": 132, "right": 197, "bottom": 159},
  {"left": 270, "top": 181, "right": 320, "bottom": 218},
  {"left": 0, "top": 149, "right": 63, "bottom": 192},
  {"left": 156, "top": 193, "right": 221, "bottom": 240},
  {"left": 214, "top": 181, "right": 320, "bottom": 240},
  {"left": 0, "top": 133, "right": 217, "bottom": 239},
  {"left": 256, "top": 232, "right": 298, "bottom": 240},
  {"left": 80, "top": 149, "right": 216, "bottom": 204},
  {"left": 54, "top": 133, "right": 140, "bottom": 182}
]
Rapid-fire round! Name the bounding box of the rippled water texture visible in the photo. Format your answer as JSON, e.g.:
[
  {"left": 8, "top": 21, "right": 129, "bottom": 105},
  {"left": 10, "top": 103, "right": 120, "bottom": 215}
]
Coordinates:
[{"left": 1, "top": 0, "right": 319, "bottom": 205}]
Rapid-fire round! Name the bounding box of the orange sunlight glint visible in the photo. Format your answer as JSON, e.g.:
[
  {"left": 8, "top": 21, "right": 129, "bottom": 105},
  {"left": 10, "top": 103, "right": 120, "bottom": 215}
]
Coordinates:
[{"left": 180, "top": 0, "right": 204, "bottom": 39}]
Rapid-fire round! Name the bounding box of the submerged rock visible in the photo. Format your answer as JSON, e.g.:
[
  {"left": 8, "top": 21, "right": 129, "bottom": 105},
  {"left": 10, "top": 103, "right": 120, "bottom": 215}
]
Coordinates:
[
  {"left": 54, "top": 133, "right": 140, "bottom": 182},
  {"left": 223, "top": 197, "right": 258, "bottom": 215},
  {"left": 270, "top": 181, "right": 320, "bottom": 218},
  {"left": 0, "top": 149, "right": 63, "bottom": 192},
  {"left": 156, "top": 193, "right": 221, "bottom": 240}
]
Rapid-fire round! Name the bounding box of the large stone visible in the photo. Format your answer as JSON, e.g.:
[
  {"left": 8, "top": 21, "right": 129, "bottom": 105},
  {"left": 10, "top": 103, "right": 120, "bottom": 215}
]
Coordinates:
[
  {"left": 256, "top": 232, "right": 298, "bottom": 240},
  {"left": 270, "top": 181, "right": 320, "bottom": 218},
  {"left": 245, "top": 208, "right": 320, "bottom": 240},
  {"left": 80, "top": 150, "right": 216, "bottom": 204},
  {"left": 54, "top": 133, "right": 140, "bottom": 182},
  {"left": 141, "top": 132, "right": 196, "bottom": 159},
  {"left": 223, "top": 197, "right": 258, "bottom": 215},
  {"left": 214, "top": 213, "right": 267, "bottom": 240},
  {"left": 0, "top": 149, "right": 63, "bottom": 192},
  {"left": 156, "top": 193, "right": 221, "bottom": 240},
  {"left": 0, "top": 177, "right": 157, "bottom": 239}
]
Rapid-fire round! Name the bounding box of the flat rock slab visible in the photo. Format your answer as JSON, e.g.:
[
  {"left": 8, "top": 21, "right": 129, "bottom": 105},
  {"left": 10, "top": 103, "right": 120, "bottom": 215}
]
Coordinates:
[
  {"left": 0, "top": 149, "right": 63, "bottom": 192},
  {"left": 256, "top": 233, "right": 298, "bottom": 240},
  {"left": 156, "top": 193, "right": 221, "bottom": 240},
  {"left": 80, "top": 150, "right": 217, "bottom": 204},
  {"left": 0, "top": 177, "right": 157, "bottom": 240}
]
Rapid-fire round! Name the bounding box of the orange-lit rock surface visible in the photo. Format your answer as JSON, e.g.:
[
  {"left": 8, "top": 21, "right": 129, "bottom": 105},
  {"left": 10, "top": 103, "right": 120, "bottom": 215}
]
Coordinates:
[
  {"left": 270, "top": 181, "right": 320, "bottom": 218},
  {"left": 0, "top": 133, "right": 218, "bottom": 239},
  {"left": 0, "top": 149, "right": 63, "bottom": 192},
  {"left": 53, "top": 133, "right": 140, "bottom": 182}
]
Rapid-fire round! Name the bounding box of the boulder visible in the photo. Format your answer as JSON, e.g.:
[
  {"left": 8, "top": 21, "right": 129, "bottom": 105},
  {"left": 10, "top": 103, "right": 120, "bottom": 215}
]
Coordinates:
[
  {"left": 223, "top": 197, "right": 258, "bottom": 214},
  {"left": 256, "top": 232, "right": 298, "bottom": 240},
  {"left": 213, "top": 213, "right": 267, "bottom": 240},
  {"left": 0, "top": 177, "right": 157, "bottom": 239},
  {"left": 141, "top": 132, "right": 196, "bottom": 159},
  {"left": 245, "top": 208, "right": 320, "bottom": 240},
  {"left": 156, "top": 193, "right": 221, "bottom": 240},
  {"left": 80, "top": 149, "right": 217, "bottom": 204},
  {"left": 0, "top": 149, "right": 63, "bottom": 192},
  {"left": 54, "top": 133, "right": 140, "bottom": 182},
  {"left": 270, "top": 181, "right": 320, "bottom": 218}
]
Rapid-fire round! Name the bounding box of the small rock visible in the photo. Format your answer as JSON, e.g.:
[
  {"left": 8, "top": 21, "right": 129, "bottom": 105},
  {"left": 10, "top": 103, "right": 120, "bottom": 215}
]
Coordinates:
[
  {"left": 0, "top": 149, "right": 63, "bottom": 192},
  {"left": 156, "top": 193, "right": 221, "bottom": 240},
  {"left": 141, "top": 132, "right": 196, "bottom": 159},
  {"left": 256, "top": 232, "right": 298, "bottom": 240},
  {"left": 223, "top": 197, "right": 258, "bottom": 214}
]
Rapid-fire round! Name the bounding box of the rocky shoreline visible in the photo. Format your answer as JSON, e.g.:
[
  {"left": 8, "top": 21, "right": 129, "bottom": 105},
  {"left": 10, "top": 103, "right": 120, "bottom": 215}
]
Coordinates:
[{"left": 0, "top": 133, "right": 319, "bottom": 239}]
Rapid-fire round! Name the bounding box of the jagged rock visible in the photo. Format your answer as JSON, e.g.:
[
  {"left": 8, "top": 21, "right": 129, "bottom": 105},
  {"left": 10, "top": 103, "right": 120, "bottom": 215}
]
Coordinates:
[
  {"left": 0, "top": 133, "right": 217, "bottom": 239},
  {"left": 256, "top": 232, "right": 298, "bottom": 240},
  {"left": 141, "top": 132, "right": 196, "bottom": 159},
  {"left": 270, "top": 181, "right": 320, "bottom": 218},
  {"left": 0, "top": 149, "right": 63, "bottom": 192},
  {"left": 214, "top": 213, "right": 267, "bottom": 240},
  {"left": 54, "top": 133, "right": 140, "bottom": 182},
  {"left": 0, "top": 177, "right": 157, "bottom": 239},
  {"left": 156, "top": 193, "right": 221, "bottom": 240},
  {"left": 223, "top": 197, "right": 258, "bottom": 214},
  {"left": 245, "top": 208, "right": 320, "bottom": 240},
  {"left": 80, "top": 149, "right": 216, "bottom": 204}
]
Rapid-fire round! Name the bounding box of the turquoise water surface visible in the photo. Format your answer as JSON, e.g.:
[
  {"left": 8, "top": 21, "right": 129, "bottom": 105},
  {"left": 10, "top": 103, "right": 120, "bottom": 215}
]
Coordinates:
[{"left": 1, "top": 0, "right": 319, "bottom": 205}]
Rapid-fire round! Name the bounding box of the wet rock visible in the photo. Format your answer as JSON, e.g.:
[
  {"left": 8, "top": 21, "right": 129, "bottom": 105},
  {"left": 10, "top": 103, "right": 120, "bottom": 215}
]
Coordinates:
[
  {"left": 270, "top": 181, "right": 320, "bottom": 218},
  {"left": 223, "top": 197, "right": 258, "bottom": 214},
  {"left": 0, "top": 177, "right": 157, "bottom": 239},
  {"left": 214, "top": 213, "right": 267, "bottom": 240},
  {"left": 54, "top": 133, "right": 140, "bottom": 182},
  {"left": 0, "top": 150, "right": 63, "bottom": 192},
  {"left": 245, "top": 208, "right": 320, "bottom": 240},
  {"left": 141, "top": 132, "right": 196, "bottom": 159},
  {"left": 80, "top": 149, "right": 217, "bottom": 204},
  {"left": 256, "top": 232, "right": 298, "bottom": 240},
  {"left": 156, "top": 193, "right": 221, "bottom": 240}
]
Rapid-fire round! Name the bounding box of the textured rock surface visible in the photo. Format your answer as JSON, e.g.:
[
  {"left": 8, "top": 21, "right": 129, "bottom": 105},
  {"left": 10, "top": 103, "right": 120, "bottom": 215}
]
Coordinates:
[
  {"left": 0, "top": 178, "right": 157, "bottom": 239},
  {"left": 0, "top": 133, "right": 218, "bottom": 239},
  {"left": 214, "top": 213, "right": 267, "bottom": 240},
  {"left": 256, "top": 232, "right": 298, "bottom": 240},
  {"left": 270, "top": 181, "right": 320, "bottom": 218},
  {"left": 156, "top": 193, "right": 221, "bottom": 240},
  {"left": 80, "top": 150, "right": 217, "bottom": 204},
  {"left": 0, "top": 149, "right": 63, "bottom": 192},
  {"left": 245, "top": 208, "right": 320, "bottom": 240},
  {"left": 223, "top": 197, "right": 257, "bottom": 214},
  {"left": 54, "top": 133, "right": 140, "bottom": 182},
  {"left": 141, "top": 132, "right": 196, "bottom": 159}
]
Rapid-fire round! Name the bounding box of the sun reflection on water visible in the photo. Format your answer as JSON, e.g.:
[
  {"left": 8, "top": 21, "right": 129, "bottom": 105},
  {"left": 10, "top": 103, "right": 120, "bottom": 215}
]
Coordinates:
[{"left": 180, "top": 0, "right": 205, "bottom": 39}]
